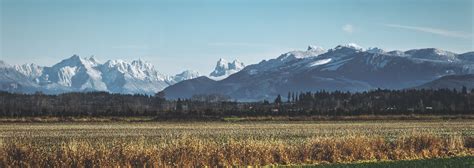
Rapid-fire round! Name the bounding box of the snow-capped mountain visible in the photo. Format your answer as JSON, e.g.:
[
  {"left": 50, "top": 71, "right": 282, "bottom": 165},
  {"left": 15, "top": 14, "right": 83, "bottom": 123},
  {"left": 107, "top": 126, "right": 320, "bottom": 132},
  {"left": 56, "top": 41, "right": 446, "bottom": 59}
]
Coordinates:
[
  {"left": 0, "top": 61, "right": 40, "bottom": 93},
  {"left": 163, "top": 44, "right": 474, "bottom": 101},
  {"left": 172, "top": 70, "right": 201, "bottom": 83},
  {"left": 39, "top": 55, "right": 107, "bottom": 92},
  {"left": 366, "top": 47, "right": 385, "bottom": 54},
  {"left": 3, "top": 44, "right": 474, "bottom": 99},
  {"left": 209, "top": 58, "right": 245, "bottom": 80},
  {"left": 13, "top": 63, "right": 43, "bottom": 81},
  {"left": 405, "top": 48, "right": 458, "bottom": 62},
  {"left": 248, "top": 45, "right": 327, "bottom": 73},
  {"left": 97, "top": 58, "right": 172, "bottom": 94},
  {"left": 281, "top": 45, "right": 327, "bottom": 60},
  {"left": 0, "top": 55, "right": 201, "bottom": 94}
]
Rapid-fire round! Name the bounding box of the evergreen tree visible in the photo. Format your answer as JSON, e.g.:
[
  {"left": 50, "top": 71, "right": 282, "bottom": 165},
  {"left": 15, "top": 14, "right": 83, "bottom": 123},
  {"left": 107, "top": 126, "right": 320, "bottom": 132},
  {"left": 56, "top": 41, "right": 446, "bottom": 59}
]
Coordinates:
[
  {"left": 287, "top": 92, "right": 291, "bottom": 103},
  {"left": 274, "top": 94, "right": 282, "bottom": 105},
  {"left": 292, "top": 92, "right": 295, "bottom": 102},
  {"left": 176, "top": 98, "right": 183, "bottom": 113},
  {"left": 462, "top": 86, "right": 467, "bottom": 94}
]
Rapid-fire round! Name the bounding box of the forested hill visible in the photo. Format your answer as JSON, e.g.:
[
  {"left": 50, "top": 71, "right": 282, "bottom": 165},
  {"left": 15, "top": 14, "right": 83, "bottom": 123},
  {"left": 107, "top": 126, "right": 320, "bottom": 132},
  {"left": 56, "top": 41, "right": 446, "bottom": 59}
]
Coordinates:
[{"left": 0, "top": 88, "right": 473, "bottom": 117}]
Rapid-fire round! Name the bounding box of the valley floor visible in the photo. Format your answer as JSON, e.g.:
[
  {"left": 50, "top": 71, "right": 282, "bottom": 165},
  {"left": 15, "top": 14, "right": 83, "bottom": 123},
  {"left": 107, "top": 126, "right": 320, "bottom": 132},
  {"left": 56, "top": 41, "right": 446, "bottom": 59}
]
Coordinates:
[{"left": 0, "top": 120, "right": 473, "bottom": 167}]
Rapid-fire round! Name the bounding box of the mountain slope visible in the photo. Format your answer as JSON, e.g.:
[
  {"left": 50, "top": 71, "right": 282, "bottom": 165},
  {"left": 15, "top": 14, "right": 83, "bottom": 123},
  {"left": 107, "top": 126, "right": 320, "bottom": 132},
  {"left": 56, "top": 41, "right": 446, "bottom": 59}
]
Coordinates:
[
  {"left": 0, "top": 61, "right": 40, "bottom": 93},
  {"left": 164, "top": 76, "right": 217, "bottom": 99},
  {"left": 13, "top": 63, "right": 44, "bottom": 81},
  {"left": 98, "top": 59, "right": 171, "bottom": 94},
  {"left": 38, "top": 55, "right": 108, "bottom": 92},
  {"left": 163, "top": 44, "right": 474, "bottom": 101},
  {"left": 458, "top": 52, "right": 474, "bottom": 62},
  {"left": 416, "top": 74, "right": 474, "bottom": 90}
]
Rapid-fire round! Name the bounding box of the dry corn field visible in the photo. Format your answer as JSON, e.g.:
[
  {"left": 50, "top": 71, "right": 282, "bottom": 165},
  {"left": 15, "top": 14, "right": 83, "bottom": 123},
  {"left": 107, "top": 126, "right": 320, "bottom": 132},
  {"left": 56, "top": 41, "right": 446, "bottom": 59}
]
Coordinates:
[{"left": 0, "top": 120, "right": 473, "bottom": 167}]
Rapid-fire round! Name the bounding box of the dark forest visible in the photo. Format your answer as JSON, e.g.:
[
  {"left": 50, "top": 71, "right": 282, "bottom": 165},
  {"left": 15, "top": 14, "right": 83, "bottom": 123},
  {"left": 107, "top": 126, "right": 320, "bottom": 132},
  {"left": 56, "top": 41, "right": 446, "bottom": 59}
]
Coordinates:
[{"left": 1, "top": 87, "right": 473, "bottom": 117}]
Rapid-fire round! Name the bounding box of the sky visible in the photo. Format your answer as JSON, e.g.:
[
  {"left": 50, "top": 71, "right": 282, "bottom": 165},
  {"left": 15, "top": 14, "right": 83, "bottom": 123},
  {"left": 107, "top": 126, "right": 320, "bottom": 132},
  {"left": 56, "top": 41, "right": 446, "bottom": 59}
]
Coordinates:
[{"left": 1, "top": 0, "right": 473, "bottom": 74}]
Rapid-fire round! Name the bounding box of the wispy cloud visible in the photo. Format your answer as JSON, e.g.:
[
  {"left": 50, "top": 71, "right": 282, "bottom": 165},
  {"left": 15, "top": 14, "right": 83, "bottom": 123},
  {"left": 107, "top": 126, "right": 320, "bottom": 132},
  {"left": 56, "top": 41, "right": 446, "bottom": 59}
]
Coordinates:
[
  {"left": 384, "top": 24, "right": 472, "bottom": 39},
  {"left": 342, "top": 24, "right": 354, "bottom": 34},
  {"left": 207, "top": 42, "right": 272, "bottom": 47}
]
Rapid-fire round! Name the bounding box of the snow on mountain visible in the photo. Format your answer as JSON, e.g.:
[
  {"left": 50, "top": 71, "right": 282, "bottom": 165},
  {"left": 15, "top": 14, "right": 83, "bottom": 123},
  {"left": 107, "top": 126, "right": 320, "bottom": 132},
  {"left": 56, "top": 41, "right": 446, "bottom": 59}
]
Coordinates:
[
  {"left": 209, "top": 58, "right": 245, "bottom": 80},
  {"left": 277, "top": 45, "right": 327, "bottom": 61},
  {"left": 38, "top": 55, "right": 107, "bottom": 92},
  {"left": 386, "top": 50, "right": 407, "bottom": 56},
  {"left": 13, "top": 63, "right": 44, "bottom": 80},
  {"left": 366, "top": 47, "right": 385, "bottom": 54},
  {"left": 404, "top": 48, "right": 458, "bottom": 62},
  {"left": 309, "top": 58, "right": 332, "bottom": 67},
  {"left": 98, "top": 58, "right": 173, "bottom": 94},
  {"left": 0, "top": 61, "right": 40, "bottom": 93},
  {"left": 172, "top": 70, "right": 201, "bottom": 83},
  {"left": 245, "top": 45, "right": 328, "bottom": 74},
  {"left": 163, "top": 44, "right": 474, "bottom": 101},
  {"left": 0, "top": 55, "right": 201, "bottom": 95},
  {"left": 333, "top": 43, "right": 364, "bottom": 51},
  {"left": 3, "top": 44, "right": 474, "bottom": 99},
  {"left": 101, "top": 59, "right": 169, "bottom": 81}
]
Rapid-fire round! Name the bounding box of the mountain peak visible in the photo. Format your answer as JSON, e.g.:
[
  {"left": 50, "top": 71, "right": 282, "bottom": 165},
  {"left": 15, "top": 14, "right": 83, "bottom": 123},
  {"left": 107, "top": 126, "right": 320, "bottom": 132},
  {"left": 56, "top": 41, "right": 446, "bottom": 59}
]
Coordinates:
[
  {"left": 210, "top": 58, "right": 245, "bottom": 79},
  {"left": 277, "top": 45, "right": 327, "bottom": 61},
  {"left": 366, "top": 47, "right": 385, "bottom": 54},
  {"left": 173, "top": 70, "right": 202, "bottom": 83},
  {"left": 307, "top": 45, "right": 324, "bottom": 51},
  {"left": 346, "top": 43, "right": 363, "bottom": 50},
  {"left": 57, "top": 54, "right": 104, "bottom": 68},
  {"left": 88, "top": 55, "right": 99, "bottom": 63},
  {"left": 57, "top": 55, "right": 86, "bottom": 66},
  {"left": 432, "top": 48, "right": 455, "bottom": 56},
  {"left": 13, "top": 63, "right": 43, "bottom": 79},
  {"left": 335, "top": 43, "right": 364, "bottom": 51},
  {"left": 232, "top": 58, "right": 241, "bottom": 63},
  {"left": 404, "top": 48, "right": 457, "bottom": 62},
  {"left": 217, "top": 58, "right": 228, "bottom": 66},
  {"left": 180, "top": 69, "right": 200, "bottom": 74},
  {"left": 131, "top": 59, "right": 154, "bottom": 70},
  {"left": 65, "top": 54, "right": 82, "bottom": 62}
]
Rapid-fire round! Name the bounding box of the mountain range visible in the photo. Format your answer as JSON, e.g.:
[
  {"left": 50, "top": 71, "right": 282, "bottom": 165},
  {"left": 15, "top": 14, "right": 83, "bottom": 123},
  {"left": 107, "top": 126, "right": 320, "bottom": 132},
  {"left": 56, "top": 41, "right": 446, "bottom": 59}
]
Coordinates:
[
  {"left": 0, "top": 55, "right": 202, "bottom": 94},
  {"left": 163, "top": 44, "right": 474, "bottom": 101},
  {"left": 2, "top": 44, "right": 473, "bottom": 101},
  {"left": 0, "top": 55, "right": 246, "bottom": 95}
]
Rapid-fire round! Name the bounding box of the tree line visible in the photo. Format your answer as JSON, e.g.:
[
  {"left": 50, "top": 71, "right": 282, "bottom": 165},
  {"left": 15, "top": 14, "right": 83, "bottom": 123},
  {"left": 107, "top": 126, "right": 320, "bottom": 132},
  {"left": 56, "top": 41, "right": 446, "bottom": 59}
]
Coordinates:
[{"left": 0, "top": 87, "right": 473, "bottom": 117}]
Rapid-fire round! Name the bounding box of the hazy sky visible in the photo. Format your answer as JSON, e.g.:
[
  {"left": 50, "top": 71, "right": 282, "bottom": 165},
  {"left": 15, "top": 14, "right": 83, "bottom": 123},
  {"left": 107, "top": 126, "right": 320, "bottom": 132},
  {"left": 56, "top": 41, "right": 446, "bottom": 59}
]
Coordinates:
[{"left": 1, "top": 0, "right": 473, "bottom": 74}]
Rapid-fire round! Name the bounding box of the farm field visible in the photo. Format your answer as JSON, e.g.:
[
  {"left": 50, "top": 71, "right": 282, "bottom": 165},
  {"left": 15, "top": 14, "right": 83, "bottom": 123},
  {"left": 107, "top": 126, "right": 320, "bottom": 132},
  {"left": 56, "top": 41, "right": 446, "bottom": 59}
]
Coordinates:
[
  {"left": 308, "top": 156, "right": 474, "bottom": 168},
  {"left": 0, "top": 120, "right": 473, "bottom": 167}
]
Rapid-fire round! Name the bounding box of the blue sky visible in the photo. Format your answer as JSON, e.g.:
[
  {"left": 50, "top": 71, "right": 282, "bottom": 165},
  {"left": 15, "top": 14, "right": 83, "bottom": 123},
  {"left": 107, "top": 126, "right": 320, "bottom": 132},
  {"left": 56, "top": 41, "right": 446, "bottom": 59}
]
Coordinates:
[{"left": 1, "top": 0, "right": 473, "bottom": 74}]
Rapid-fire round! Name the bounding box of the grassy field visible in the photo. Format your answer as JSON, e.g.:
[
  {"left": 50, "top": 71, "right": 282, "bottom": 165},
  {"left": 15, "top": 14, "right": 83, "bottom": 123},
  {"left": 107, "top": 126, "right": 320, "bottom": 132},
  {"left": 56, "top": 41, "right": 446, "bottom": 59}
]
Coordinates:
[
  {"left": 0, "top": 120, "right": 473, "bottom": 167},
  {"left": 308, "top": 156, "right": 474, "bottom": 168}
]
